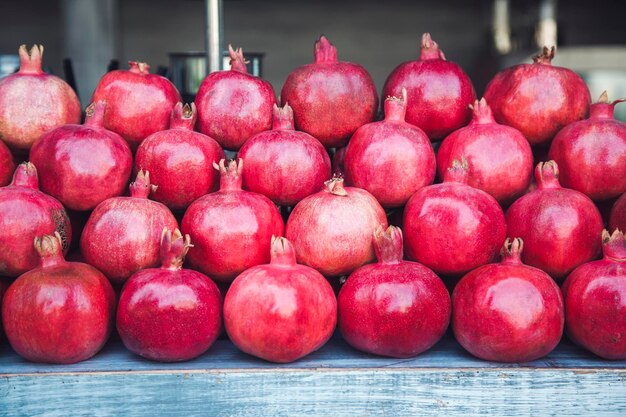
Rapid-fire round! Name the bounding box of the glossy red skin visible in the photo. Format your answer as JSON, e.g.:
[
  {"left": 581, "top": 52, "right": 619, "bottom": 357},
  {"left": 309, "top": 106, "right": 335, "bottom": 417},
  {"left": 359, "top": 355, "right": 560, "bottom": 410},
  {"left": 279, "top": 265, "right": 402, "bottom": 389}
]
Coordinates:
[
  {"left": 182, "top": 191, "right": 284, "bottom": 282},
  {"left": 92, "top": 66, "right": 181, "bottom": 149},
  {"left": 382, "top": 60, "right": 475, "bottom": 141},
  {"left": 135, "top": 130, "right": 225, "bottom": 211},
  {"left": 0, "top": 176, "right": 71, "bottom": 277},
  {"left": 0, "top": 52, "right": 80, "bottom": 153},
  {"left": 484, "top": 62, "right": 590, "bottom": 146},
  {"left": 338, "top": 262, "right": 450, "bottom": 358},
  {"left": 2, "top": 262, "right": 116, "bottom": 363},
  {"left": 610, "top": 193, "right": 626, "bottom": 232},
  {"left": 549, "top": 105, "right": 626, "bottom": 201},
  {"left": 238, "top": 130, "right": 331, "bottom": 207},
  {"left": 80, "top": 198, "right": 178, "bottom": 283},
  {"left": 285, "top": 184, "right": 388, "bottom": 277},
  {"left": 562, "top": 248, "right": 626, "bottom": 359},
  {"left": 403, "top": 183, "right": 507, "bottom": 276},
  {"left": 452, "top": 261, "right": 564, "bottom": 362},
  {"left": 344, "top": 118, "right": 436, "bottom": 208},
  {"left": 195, "top": 71, "right": 276, "bottom": 151},
  {"left": 224, "top": 262, "right": 337, "bottom": 363},
  {"left": 117, "top": 268, "right": 222, "bottom": 362},
  {"left": 0, "top": 141, "right": 15, "bottom": 186},
  {"left": 437, "top": 117, "right": 533, "bottom": 205},
  {"left": 29, "top": 124, "right": 133, "bottom": 211},
  {"left": 506, "top": 189, "right": 603, "bottom": 281},
  {"left": 281, "top": 62, "right": 378, "bottom": 148}
]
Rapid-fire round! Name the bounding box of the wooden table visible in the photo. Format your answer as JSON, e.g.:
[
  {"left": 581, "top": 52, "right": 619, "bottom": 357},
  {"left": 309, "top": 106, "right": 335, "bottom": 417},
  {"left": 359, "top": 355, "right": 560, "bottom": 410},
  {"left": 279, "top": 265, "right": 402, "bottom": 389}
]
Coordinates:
[{"left": 1, "top": 334, "right": 625, "bottom": 416}]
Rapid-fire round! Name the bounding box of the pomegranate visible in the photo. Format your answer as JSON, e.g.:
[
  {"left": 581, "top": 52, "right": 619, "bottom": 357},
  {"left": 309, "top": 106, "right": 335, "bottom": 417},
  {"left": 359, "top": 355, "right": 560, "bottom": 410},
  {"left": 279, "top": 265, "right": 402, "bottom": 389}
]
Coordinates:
[
  {"left": 437, "top": 98, "right": 533, "bottom": 205},
  {"left": 338, "top": 226, "right": 450, "bottom": 358},
  {"left": 549, "top": 91, "right": 626, "bottom": 201},
  {"left": 452, "top": 238, "right": 564, "bottom": 362},
  {"left": 80, "top": 171, "right": 178, "bottom": 284},
  {"left": 117, "top": 228, "right": 222, "bottom": 362},
  {"left": 506, "top": 161, "right": 604, "bottom": 280},
  {"left": 403, "top": 159, "right": 506, "bottom": 276},
  {"left": 382, "top": 33, "right": 476, "bottom": 141},
  {"left": 182, "top": 159, "right": 284, "bottom": 282},
  {"left": 91, "top": 61, "right": 181, "bottom": 149},
  {"left": 610, "top": 193, "right": 626, "bottom": 232},
  {"left": 484, "top": 46, "right": 590, "bottom": 146},
  {"left": 0, "top": 162, "right": 71, "bottom": 277},
  {"left": 195, "top": 46, "right": 276, "bottom": 151},
  {"left": 562, "top": 230, "right": 626, "bottom": 359},
  {"left": 224, "top": 236, "right": 336, "bottom": 363},
  {"left": 344, "top": 89, "right": 435, "bottom": 208},
  {"left": 29, "top": 101, "right": 133, "bottom": 211},
  {"left": 135, "top": 102, "right": 225, "bottom": 210},
  {"left": 2, "top": 233, "right": 115, "bottom": 363},
  {"left": 0, "top": 141, "right": 15, "bottom": 186},
  {"left": 238, "top": 103, "right": 331, "bottom": 206},
  {"left": 286, "top": 177, "right": 387, "bottom": 277},
  {"left": 0, "top": 45, "right": 80, "bottom": 153},
  {"left": 281, "top": 35, "right": 378, "bottom": 148},
  {"left": 332, "top": 146, "right": 347, "bottom": 177}
]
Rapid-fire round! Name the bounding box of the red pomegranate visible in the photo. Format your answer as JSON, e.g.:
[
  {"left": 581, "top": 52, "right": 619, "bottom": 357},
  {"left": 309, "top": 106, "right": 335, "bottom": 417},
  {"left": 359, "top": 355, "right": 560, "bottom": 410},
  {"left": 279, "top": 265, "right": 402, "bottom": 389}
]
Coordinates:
[
  {"left": 281, "top": 35, "right": 378, "bottom": 148},
  {"left": 562, "top": 230, "right": 626, "bottom": 359},
  {"left": 452, "top": 238, "right": 564, "bottom": 362},
  {"left": 29, "top": 101, "right": 133, "bottom": 211},
  {"left": 610, "top": 193, "right": 626, "bottom": 232},
  {"left": 238, "top": 103, "right": 331, "bottom": 206},
  {"left": 382, "top": 33, "right": 476, "bottom": 141},
  {"left": 437, "top": 98, "right": 533, "bottom": 205},
  {"left": 80, "top": 171, "right": 178, "bottom": 284},
  {"left": 506, "top": 161, "right": 604, "bottom": 280},
  {"left": 135, "top": 102, "right": 225, "bottom": 210},
  {"left": 286, "top": 177, "right": 387, "bottom": 277},
  {"left": 484, "top": 47, "right": 590, "bottom": 147},
  {"left": 0, "top": 45, "right": 80, "bottom": 153},
  {"left": 0, "top": 141, "right": 15, "bottom": 186},
  {"left": 549, "top": 91, "right": 626, "bottom": 201},
  {"left": 0, "top": 162, "right": 71, "bottom": 277},
  {"left": 92, "top": 61, "right": 181, "bottom": 149},
  {"left": 182, "top": 159, "right": 284, "bottom": 282},
  {"left": 224, "top": 236, "right": 337, "bottom": 363},
  {"left": 338, "top": 226, "right": 450, "bottom": 358},
  {"left": 2, "top": 233, "right": 115, "bottom": 363},
  {"left": 195, "top": 46, "right": 276, "bottom": 151},
  {"left": 403, "top": 159, "right": 506, "bottom": 276},
  {"left": 117, "top": 228, "right": 222, "bottom": 362},
  {"left": 344, "top": 89, "right": 435, "bottom": 208}
]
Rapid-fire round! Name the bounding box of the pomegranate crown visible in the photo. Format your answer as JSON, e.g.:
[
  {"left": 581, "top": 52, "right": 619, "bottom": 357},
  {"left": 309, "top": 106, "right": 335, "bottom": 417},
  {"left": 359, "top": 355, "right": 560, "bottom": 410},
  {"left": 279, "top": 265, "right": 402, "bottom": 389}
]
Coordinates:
[
  {"left": 34, "top": 232, "right": 66, "bottom": 268},
  {"left": 444, "top": 158, "right": 470, "bottom": 184},
  {"left": 314, "top": 35, "right": 338, "bottom": 63},
  {"left": 532, "top": 46, "right": 555, "bottom": 65},
  {"left": 373, "top": 225, "right": 404, "bottom": 264},
  {"left": 10, "top": 161, "right": 39, "bottom": 189},
  {"left": 160, "top": 227, "right": 193, "bottom": 270},
  {"left": 596, "top": 91, "right": 626, "bottom": 107},
  {"left": 170, "top": 102, "right": 197, "bottom": 129},
  {"left": 384, "top": 88, "right": 408, "bottom": 121},
  {"left": 501, "top": 238, "right": 524, "bottom": 264},
  {"left": 272, "top": 103, "right": 295, "bottom": 130},
  {"left": 420, "top": 33, "right": 446, "bottom": 60},
  {"left": 18, "top": 44, "right": 44, "bottom": 74},
  {"left": 468, "top": 98, "right": 495, "bottom": 124},
  {"left": 270, "top": 236, "right": 298, "bottom": 266},
  {"left": 602, "top": 229, "right": 626, "bottom": 261},
  {"left": 128, "top": 61, "right": 151, "bottom": 74},
  {"left": 129, "top": 170, "right": 157, "bottom": 198},
  {"left": 324, "top": 176, "right": 348, "bottom": 196},
  {"left": 214, "top": 159, "right": 244, "bottom": 190},
  {"left": 534, "top": 161, "right": 561, "bottom": 190},
  {"left": 228, "top": 44, "right": 249, "bottom": 73}
]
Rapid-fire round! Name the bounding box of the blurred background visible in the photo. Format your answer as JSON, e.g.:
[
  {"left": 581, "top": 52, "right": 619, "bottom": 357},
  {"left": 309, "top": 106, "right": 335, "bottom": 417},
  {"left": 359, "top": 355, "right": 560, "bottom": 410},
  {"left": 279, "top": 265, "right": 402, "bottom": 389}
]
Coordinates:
[{"left": 1, "top": 0, "right": 626, "bottom": 118}]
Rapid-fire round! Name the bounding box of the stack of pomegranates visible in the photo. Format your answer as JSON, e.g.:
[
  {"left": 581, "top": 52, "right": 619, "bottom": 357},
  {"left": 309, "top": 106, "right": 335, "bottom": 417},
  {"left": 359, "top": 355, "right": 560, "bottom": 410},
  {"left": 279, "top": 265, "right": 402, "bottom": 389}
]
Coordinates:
[{"left": 0, "top": 35, "right": 624, "bottom": 365}]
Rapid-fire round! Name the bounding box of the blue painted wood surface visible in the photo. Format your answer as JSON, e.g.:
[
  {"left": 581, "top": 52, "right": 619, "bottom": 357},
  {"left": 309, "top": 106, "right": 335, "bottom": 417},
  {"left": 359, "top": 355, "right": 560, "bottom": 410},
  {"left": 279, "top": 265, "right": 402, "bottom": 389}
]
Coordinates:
[{"left": 1, "top": 335, "right": 625, "bottom": 416}]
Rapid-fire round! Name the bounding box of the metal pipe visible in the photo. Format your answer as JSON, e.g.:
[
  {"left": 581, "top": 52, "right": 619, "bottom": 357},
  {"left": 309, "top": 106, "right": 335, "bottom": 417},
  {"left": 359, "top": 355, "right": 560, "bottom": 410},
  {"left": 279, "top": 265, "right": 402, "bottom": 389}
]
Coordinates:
[
  {"left": 536, "top": 0, "right": 557, "bottom": 49},
  {"left": 204, "top": 0, "right": 224, "bottom": 74},
  {"left": 493, "top": 0, "right": 512, "bottom": 54}
]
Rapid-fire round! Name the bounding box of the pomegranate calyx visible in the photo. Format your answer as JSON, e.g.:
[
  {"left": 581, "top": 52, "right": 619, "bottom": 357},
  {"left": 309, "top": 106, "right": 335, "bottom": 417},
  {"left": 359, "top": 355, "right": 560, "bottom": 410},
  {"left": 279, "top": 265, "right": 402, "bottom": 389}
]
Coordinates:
[
  {"left": 214, "top": 158, "right": 243, "bottom": 191},
  {"left": 420, "top": 33, "right": 446, "bottom": 61},
  {"left": 532, "top": 46, "right": 555, "bottom": 65},
  {"left": 129, "top": 170, "right": 157, "bottom": 199},
  {"left": 501, "top": 238, "right": 524, "bottom": 264},
  {"left": 373, "top": 225, "right": 403, "bottom": 265},
  {"left": 18, "top": 44, "right": 44, "bottom": 74},
  {"left": 314, "top": 35, "right": 338, "bottom": 63},
  {"left": 228, "top": 44, "right": 250, "bottom": 73},
  {"left": 160, "top": 227, "right": 193, "bottom": 270},
  {"left": 535, "top": 161, "right": 562, "bottom": 190},
  {"left": 443, "top": 158, "right": 470, "bottom": 184},
  {"left": 128, "top": 61, "right": 151, "bottom": 74},
  {"left": 602, "top": 229, "right": 626, "bottom": 262},
  {"left": 384, "top": 88, "right": 408, "bottom": 121},
  {"left": 34, "top": 232, "right": 66, "bottom": 269},
  {"left": 170, "top": 102, "right": 197, "bottom": 130},
  {"left": 84, "top": 101, "right": 107, "bottom": 128},
  {"left": 270, "top": 236, "right": 298, "bottom": 267},
  {"left": 324, "top": 176, "right": 348, "bottom": 196},
  {"left": 469, "top": 98, "right": 496, "bottom": 125},
  {"left": 272, "top": 103, "right": 295, "bottom": 131},
  {"left": 590, "top": 91, "right": 626, "bottom": 119},
  {"left": 10, "top": 162, "right": 39, "bottom": 189}
]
